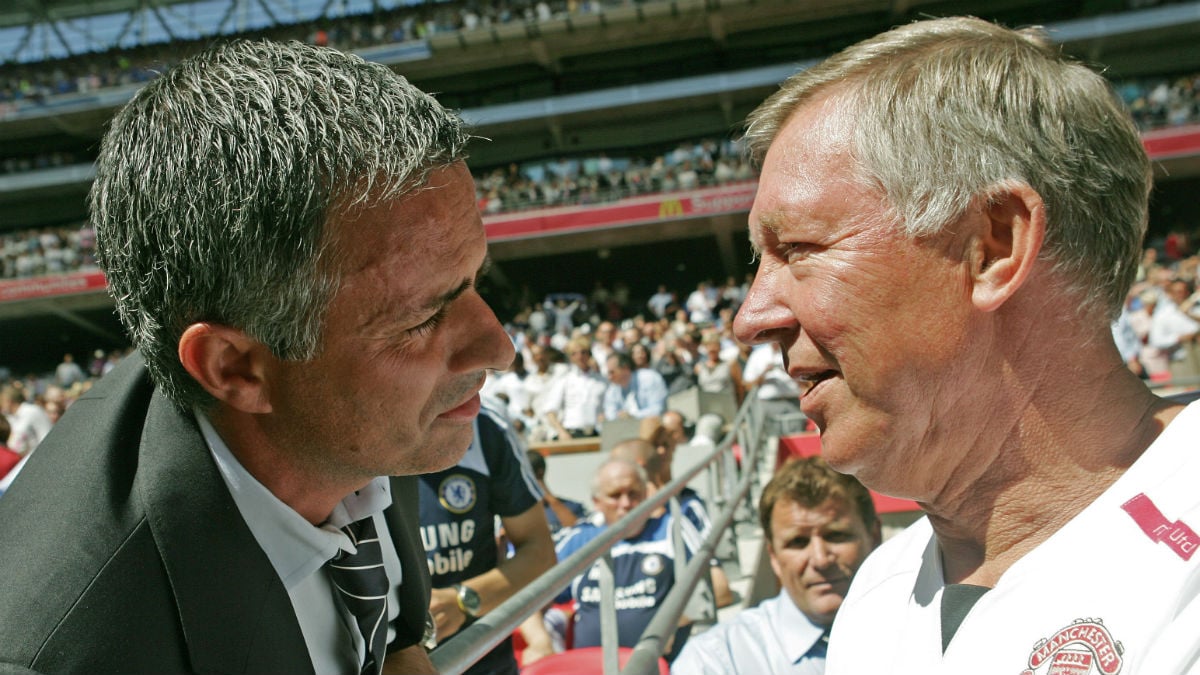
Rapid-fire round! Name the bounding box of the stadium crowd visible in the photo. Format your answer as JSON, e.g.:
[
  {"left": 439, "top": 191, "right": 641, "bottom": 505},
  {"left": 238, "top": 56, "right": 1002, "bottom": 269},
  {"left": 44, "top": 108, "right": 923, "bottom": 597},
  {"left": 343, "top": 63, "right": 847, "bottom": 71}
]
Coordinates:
[
  {"left": 0, "top": 0, "right": 704, "bottom": 109},
  {"left": 5, "top": 65, "right": 1200, "bottom": 178},
  {"left": 1, "top": 0, "right": 1198, "bottom": 130},
  {"left": 0, "top": 135, "right": 749, "bottom": 280}
]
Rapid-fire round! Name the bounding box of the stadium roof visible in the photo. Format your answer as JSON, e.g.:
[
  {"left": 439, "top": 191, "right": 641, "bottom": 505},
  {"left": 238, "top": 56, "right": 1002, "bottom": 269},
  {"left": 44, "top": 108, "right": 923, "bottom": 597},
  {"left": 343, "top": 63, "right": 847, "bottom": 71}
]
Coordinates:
[
  {"left": 0, "top": 0, "right": 195, "bottom": 29},
  {"left": 0, "top": 0, "right": 412, "bottom": 62}
]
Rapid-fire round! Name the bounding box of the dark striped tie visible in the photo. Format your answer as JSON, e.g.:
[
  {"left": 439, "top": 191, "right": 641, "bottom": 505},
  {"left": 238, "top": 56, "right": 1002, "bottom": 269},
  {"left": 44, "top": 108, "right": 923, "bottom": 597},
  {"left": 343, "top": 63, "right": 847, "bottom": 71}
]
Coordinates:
[{"left": 327, "top": 516, "right": 390, "bottom": 675}]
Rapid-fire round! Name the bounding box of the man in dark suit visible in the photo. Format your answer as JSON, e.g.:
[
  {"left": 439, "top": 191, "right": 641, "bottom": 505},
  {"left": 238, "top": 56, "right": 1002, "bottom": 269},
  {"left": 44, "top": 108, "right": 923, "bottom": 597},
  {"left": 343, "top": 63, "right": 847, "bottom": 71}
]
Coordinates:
[{"left": 0, "top": 40, "right": 514, "bottom": 674}]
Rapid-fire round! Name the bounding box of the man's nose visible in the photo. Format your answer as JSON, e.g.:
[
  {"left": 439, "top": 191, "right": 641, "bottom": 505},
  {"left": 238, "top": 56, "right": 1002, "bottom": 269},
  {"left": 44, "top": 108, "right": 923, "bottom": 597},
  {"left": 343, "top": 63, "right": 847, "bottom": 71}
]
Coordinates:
[
  {"left": 732, "top": 262, "right": 796, "bottom": 346},
  {"left": 810, "top": 537, "right": 834, "bottom": 568}
]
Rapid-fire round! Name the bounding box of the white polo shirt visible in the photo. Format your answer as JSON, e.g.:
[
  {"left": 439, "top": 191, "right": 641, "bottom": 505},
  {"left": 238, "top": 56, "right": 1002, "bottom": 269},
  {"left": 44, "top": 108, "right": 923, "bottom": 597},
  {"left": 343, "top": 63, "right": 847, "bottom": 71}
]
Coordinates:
[{"left": 826, "top": 402, "right": 1200, "bottom": 675}]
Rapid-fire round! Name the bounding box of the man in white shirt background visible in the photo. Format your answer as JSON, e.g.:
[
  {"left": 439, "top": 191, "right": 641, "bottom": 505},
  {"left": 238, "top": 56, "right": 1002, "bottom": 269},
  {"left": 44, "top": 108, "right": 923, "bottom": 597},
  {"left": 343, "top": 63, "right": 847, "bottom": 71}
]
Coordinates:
[{"left": 672, "top": 457, "right": 879, "bottom": 674}]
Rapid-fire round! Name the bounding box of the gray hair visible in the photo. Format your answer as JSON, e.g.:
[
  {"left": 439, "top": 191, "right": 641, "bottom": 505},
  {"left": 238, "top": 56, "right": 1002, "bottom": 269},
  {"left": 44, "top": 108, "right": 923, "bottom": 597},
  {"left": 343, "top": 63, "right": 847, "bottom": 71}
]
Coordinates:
[
  {"left": 91, "top": 40, "right": 470, "bottom": 410},
  {"left": 695, "top": 413, "right": 725, "bottom": 441},
  {"left": 745, "top": 16, "right": 1151, "bottom": 319},
  {"left": 591, "top": 457, "right": 648, "bottom": 498}
]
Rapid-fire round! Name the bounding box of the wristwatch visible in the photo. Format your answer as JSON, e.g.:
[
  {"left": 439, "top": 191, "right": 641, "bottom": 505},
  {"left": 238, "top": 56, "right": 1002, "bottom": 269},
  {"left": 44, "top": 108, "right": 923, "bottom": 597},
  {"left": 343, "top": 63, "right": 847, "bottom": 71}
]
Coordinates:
[{"left": 453, "top": 583, "right": 482, "bottom": 619}]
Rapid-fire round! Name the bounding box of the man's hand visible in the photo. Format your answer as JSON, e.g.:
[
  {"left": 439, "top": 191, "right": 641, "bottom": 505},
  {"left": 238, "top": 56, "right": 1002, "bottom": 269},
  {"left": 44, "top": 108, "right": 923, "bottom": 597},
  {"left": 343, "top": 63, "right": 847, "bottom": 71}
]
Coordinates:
[
  {"left": 428, "top": 586, "right": 467, "bottom": 638},
  {"left": 517, "top": 611, "right": 555, "bottom": 666}
]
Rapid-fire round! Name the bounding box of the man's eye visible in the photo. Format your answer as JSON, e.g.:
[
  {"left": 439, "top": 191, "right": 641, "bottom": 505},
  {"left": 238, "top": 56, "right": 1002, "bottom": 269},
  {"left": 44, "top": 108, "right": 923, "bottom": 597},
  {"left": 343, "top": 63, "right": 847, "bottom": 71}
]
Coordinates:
[
  {"left": 410, "top": 308, "right": 446, "bottom": 337},
  {"left": 781, "top": 242, "right": 816, "bottom": 262}
]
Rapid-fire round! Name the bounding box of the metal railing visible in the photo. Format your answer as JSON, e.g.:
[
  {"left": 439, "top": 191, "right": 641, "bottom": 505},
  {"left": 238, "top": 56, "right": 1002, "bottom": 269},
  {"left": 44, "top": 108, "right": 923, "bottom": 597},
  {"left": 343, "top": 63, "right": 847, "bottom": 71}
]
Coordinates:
[{"left": 430, "top": 393, "right": 767, "bottom": 675}]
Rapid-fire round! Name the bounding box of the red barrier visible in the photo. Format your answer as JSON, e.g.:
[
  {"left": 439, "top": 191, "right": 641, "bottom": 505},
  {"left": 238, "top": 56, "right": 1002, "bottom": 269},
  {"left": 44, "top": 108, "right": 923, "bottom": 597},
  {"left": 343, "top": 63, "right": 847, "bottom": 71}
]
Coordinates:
[
  {"left": 777, "top": 432, "right": 921, "bottom": 514},
  {"left": 519, "top": 647, "right": 669, "bottom": 675}
]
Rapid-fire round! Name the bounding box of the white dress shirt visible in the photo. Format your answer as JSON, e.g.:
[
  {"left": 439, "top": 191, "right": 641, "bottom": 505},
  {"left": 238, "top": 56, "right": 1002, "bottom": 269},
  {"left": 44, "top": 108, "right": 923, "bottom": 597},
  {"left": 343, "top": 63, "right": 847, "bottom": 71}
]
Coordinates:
[
  {"left": 196, "top": 410, "right": 404, "bottom": 675},
  {"left": 671, "top": 591, "right": 828, "bottom": 675}
]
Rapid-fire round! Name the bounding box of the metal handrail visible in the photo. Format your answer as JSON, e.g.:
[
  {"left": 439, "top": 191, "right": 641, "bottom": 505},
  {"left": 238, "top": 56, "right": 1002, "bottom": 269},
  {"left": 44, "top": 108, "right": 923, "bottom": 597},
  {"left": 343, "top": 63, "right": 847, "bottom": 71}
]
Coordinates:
[
  {"left": 429, "top": 392, "right": 765, "bottom": 675},
  {"left": 622, "top": 419, "right": 761, "bottom": 675}
]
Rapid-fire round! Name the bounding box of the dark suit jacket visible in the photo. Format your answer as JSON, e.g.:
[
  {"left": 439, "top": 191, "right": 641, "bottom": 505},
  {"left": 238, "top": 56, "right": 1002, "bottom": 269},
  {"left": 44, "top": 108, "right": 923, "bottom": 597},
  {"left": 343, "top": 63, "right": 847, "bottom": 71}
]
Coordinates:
[{"left": 0, "top": 353, "right": 430, "bottom": 674}]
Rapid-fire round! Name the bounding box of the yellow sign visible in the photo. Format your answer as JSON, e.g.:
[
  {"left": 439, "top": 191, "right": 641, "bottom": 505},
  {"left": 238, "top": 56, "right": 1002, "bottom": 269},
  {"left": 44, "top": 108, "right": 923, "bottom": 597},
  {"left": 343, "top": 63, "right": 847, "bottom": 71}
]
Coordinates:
[{"left": 657, "top": 199, "right": 685, "bottom": 218}]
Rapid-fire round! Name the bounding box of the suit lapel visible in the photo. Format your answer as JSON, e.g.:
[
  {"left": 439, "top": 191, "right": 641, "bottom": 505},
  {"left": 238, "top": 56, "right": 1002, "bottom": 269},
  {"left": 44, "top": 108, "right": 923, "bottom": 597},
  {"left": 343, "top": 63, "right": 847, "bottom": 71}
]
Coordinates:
[
  {"left": 384, "top": 474, "right": 433, "bottom": 650},
  {"left": 137, "top": 390, "right": 314, "bottom": 675}
]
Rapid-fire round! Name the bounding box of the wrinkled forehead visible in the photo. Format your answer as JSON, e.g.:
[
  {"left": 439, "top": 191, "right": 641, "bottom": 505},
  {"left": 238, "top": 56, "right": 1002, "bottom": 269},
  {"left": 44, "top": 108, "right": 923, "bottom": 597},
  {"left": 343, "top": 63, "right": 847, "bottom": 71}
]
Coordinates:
[
  {"left": 774, "top": 494, "right": 862, "bottom": 528},
  {"left": 597, "top": 465, "right": 643, "bottom": 492}
]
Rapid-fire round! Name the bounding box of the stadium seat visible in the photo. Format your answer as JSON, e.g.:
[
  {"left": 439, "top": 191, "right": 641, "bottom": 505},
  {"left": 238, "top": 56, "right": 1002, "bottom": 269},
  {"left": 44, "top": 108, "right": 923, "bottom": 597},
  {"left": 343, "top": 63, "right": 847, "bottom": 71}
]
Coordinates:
[
  {"left": 778, "top": 432, "right": 921, "bottom": 515},
  {"left": 519, "top": 647, "right": 669, "bottom": 675},
  {"left": 0, "top": 447, "right": 20, "bottom": 480}
]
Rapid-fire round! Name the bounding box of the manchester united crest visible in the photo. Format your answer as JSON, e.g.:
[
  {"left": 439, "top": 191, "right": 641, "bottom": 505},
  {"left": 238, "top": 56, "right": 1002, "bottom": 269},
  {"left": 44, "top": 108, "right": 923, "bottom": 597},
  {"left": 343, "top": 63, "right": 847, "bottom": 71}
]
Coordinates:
[{"left": 1021, "top": 618, "right": 1124, "bottom": 675}]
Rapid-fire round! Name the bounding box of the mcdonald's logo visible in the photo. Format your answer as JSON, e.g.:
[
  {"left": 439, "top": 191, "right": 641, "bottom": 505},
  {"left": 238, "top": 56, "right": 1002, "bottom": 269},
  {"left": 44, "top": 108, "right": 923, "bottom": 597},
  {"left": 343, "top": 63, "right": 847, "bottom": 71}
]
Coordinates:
[{"left": 658, "top": 199, "right": 685, "bottom": 218}]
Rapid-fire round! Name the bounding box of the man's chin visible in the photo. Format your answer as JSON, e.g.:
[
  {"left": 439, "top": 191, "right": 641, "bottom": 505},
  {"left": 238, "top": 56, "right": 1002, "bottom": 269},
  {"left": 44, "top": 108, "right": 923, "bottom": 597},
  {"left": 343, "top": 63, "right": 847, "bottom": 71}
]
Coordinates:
[{"left": 401, "top": 426, "right": 474, "bottom": 475}]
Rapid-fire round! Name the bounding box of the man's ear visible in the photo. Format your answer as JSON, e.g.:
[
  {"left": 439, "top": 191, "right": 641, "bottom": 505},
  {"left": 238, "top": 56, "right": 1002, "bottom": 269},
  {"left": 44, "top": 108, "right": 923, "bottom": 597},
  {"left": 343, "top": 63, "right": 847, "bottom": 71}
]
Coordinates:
[
  {"left": 969, "top": 183, "right": 1047, "bottom": 313},
  {"left": 178, "top": 323, "right": 274, "bottom": 414}
]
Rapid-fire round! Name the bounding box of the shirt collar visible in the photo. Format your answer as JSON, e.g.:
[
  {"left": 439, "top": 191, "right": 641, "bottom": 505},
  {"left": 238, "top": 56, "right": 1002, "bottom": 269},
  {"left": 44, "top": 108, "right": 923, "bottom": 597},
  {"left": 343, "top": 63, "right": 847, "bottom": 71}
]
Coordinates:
[
  {"left": 771, "top": 590, "right": 830, "bottom": 664},
  {"left": 194, "top": 408, "right": 392, "bottom": 590}
]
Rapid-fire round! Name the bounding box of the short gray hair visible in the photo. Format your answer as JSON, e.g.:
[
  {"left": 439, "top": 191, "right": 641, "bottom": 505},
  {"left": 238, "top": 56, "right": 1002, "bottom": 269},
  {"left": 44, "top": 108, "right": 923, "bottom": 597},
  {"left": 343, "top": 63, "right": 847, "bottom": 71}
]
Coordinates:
[
  {"left": 591, "top": 457, "right": 648, "bottom": 498},
  {"left": 745, "top": 16, "right": 1151, "bottom": 319},
  {"left": 91, "top": 40, "right": 470, "bottom": 410}
]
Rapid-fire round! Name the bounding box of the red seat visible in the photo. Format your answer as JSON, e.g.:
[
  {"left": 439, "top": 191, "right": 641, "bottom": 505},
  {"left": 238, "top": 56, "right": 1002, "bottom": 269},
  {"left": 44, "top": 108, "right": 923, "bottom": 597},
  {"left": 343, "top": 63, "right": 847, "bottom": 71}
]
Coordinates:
[
  {"left": 0, "top": 446, "right": 20, "bottom": 480},
  {"left": 520, "top": 647, "right": 669, "bottom": 675},
  {"left": 777, "top": 432, "right": 921, "bottom": 515}
]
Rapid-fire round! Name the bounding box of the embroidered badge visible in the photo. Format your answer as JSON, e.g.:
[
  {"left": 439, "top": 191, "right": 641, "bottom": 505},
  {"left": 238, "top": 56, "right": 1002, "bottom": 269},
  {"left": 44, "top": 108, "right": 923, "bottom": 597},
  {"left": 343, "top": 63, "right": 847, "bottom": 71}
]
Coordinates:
[
  {"left": 1021, "top": 618, "right": 1123, "bottom": 675},
  {"left": 438, "top": 474, "right": 477, "bottom": 514},
  {"left": 641, "top": 553, "right": 664, "bottom": 576},
  {"left": 1121, "top": 493, "right": 1197, "bottom": 561}
]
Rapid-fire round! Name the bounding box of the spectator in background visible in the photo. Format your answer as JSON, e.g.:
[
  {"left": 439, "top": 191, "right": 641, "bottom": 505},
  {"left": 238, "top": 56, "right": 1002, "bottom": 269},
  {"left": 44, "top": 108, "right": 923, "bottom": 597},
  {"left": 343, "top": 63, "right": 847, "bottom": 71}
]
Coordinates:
[
  {"left": 554, "top": 458, "right": 699, "bottom": 660},
  {"left": 546, "top": 294, "right": 583, "bottom": 335},
  {"left": 87, "top": 348, "right": 106, "bottom": 377},
  {"left": 610, "top": 428, "right": 732, "bottom": 611},
  {"left": 1137, "top": 288, "right": 1200, "bottom": 381},
  {"left": 654, "top": 347, "right": 695, "bottom": 395},
  {"left": 604, "top": 351, "right": 669, "bottom": 420},
  {"left": 672, "top": 457, "right": 880, "bottom": 675},
  {"left": 695, "top": 331, "right": 744, "bottom": 403},
  {"left": 741, "top": 342, "right": 802, "bottom": 436},
  {"left": 648, "top": 284, "right": 676, "bottom": 319},
  {"left": 630, "top": 341, "right": 653, "bottom": 371},
  {"left": 100, "top": 349, "right": 122, "bottom": 375},
  {"left": 658, "top": 410, "right": 691, "bottom": 455},
  {"left": 483, "top": 351, "right": 535, "bottom": 433},
  {"left": 1148, "top": 284, "right": 1200, "bottom": 380},
  {"left": 1164, "top": 278, "right": 1200, "bottom": 380},
  {"left": 522, "top": 343, "right": 567, "bottom": 427},
  {"left": 54, "top": 352, "right": 86, "bottom": 388},
  {"left": 525, "top": 449, "right": 588, "bottom": 538},
  {"left": 0, "top": 385, "right": 52, "bottom": 456},
  {"left": 1113, "top": 290, "right": 1147, "bottom": 378},
  {"left": 591, "top": 321, "right": 618, "bottom": 375},
  {"left": 1167, "top": 277, "right": 1200, "bottom": 320},
  {"left": 686, "top": 281, "right": 717, "bottom": 325},
  {"left": 0, "top": 416, "right": 20, "bottom": 488},
  {"left": 0, "top": 40, "right": 514, "bottom": 673},
  {"left": 541, "top": 336, "right": 607, "bottom": 440},
  {"left": 420, "top": 400, "right": 554, "bottom": 675},
  {"left": 686, "top": 413, "right": 725, "bottom": 459}
]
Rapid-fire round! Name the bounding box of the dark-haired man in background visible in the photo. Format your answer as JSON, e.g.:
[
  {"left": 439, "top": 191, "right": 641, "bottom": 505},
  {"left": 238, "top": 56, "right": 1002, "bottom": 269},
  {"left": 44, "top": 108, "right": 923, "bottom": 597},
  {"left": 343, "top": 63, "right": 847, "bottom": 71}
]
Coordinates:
[
  {"left": 0, "top": 40, "right": 513, "bottom": 674},
  {"left": 672, "top": 457, "right": 879, "bottom": 674}
]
